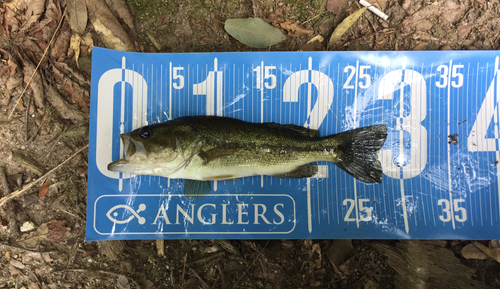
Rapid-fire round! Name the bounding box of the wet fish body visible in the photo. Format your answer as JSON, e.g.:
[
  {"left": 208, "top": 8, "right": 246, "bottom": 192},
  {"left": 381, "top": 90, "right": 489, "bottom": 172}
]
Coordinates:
[{"left": 108, "top": 116, "right": 387, "bottom": 193}]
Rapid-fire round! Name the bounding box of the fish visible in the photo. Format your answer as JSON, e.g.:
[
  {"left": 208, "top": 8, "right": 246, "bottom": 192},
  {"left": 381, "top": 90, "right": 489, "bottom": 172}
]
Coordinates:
[{"left": 108, "top": 116, "right": 388, "bottom": 196}]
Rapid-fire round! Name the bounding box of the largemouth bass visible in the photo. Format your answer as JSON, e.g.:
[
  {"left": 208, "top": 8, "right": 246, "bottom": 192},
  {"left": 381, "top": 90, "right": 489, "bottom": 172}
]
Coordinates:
[{"left": 108, "top": 116, "right": 387, "bottom": 195}]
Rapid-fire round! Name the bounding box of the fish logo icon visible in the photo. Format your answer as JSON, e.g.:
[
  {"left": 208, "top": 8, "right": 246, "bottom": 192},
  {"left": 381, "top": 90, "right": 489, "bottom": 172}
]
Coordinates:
[{"left": 106, "top": 203, "right": 147, "bottom": 225}]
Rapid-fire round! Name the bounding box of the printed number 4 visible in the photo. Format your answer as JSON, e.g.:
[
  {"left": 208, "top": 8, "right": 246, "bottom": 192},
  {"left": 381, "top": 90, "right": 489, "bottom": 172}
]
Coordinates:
[
  {"left": 438, "top": 199, "right": 467, "bottom": 223},
  {"left": 343, "top": 198, "right": 372, "bottom": 222}
]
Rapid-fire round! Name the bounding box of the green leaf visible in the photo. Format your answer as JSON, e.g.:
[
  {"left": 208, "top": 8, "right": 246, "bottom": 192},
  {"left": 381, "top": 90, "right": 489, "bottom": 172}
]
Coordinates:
[
  {"left": 224, "top": 18, "right": 286, "bottom": 48},
  {"left": 328, "top": 7, "right": 368, "bottom": 49}
]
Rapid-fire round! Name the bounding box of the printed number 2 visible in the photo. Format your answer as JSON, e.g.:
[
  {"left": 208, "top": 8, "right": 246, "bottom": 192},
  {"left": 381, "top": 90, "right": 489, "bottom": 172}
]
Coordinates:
[
  {"left": 343, "top": 199, "right": 372, "bottom": 222},
  {"left": 343, "top": 65, "right": 371, "bottom": 89},
  {"left": 438, "top": 199, "right": 467, "bottom": 222}
]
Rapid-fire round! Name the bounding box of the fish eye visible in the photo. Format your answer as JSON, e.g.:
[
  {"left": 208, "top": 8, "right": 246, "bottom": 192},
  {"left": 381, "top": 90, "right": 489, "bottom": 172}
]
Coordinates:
[{"left": 139, "top": 126, "right": 153, "bottom": 139}]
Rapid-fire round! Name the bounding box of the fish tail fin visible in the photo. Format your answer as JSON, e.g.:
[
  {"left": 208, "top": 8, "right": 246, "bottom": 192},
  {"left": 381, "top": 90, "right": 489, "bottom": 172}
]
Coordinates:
[{"left": 328, "top": 125, "right": 387, "bottom": 183}]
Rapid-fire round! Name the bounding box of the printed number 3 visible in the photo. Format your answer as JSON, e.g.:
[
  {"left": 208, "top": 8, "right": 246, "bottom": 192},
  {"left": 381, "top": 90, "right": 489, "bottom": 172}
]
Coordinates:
[{"left": 377, "top": 69, "right": 427, "bottom": 179}]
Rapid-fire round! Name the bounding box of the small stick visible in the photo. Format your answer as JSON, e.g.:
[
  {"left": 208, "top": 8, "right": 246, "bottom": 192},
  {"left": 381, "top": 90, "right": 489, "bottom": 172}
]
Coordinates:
[
  {"left": 181, "top": 253, "right": 188, "bottom": 289},
  {"left": 188, "top": 252, "right": 225, "bottom": 266},
  {"left": 0, "top": 144, "right": 88, "bottom": 207},
  {"left": 0, "top": 167, "right": 10, "bottom": 196},
  {"left": 234, "top": 240, "right": 269, "bottom": 288},
  {"left": 189, "top": 268, "right": 210, "bottom": 289},
  {"left": 13, "top": 153, "right": 44, "bottom": 176},
  {"left": 8, "top": 7, "right": 68, "bottom": 119},
  {"left": 156, "top": 239, "right": 164, "bottom": 257}
]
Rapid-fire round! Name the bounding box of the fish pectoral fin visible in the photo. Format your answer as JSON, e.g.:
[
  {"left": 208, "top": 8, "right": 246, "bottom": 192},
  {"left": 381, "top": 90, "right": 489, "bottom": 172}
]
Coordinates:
[
  {"left": 270, "top": 164, "right": 318, "bottom": 178},
  {"left": 198, "top": 143, "right": 241, "bottom": 165},
  {"left": 184, "top": 180, "right": 211, "bottom": 199}
]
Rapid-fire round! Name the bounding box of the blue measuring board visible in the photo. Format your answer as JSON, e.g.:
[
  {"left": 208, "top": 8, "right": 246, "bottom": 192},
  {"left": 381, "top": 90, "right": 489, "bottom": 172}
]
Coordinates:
[{"left": 87, "top": 47, "right": 500, "bottom": 240}]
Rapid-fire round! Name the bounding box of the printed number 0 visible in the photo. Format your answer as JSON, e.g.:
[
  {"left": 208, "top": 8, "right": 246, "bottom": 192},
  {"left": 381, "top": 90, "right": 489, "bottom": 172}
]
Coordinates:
[{"left": 377, "top": 69, "right": 427, "bottom": 179}]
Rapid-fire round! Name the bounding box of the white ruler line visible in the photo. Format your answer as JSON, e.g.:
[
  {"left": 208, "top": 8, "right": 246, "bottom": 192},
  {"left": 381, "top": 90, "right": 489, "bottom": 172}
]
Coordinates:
[
  {"left": 467, "top": 62, "right": 473, "bottom": 226},
  {"left": 485, "top": 62, "right": 492, "bottom": 225},
  {"left": 169, "top": 62, "right": 172, "bottom": 120},
  {"left": 429, "top": 62, "right": 436, "bottom": 226},
  {"left": 336, "top": 63, "right": 340, "bottom": 225},
  {"left": 400, "top": 59, "right": 409, "bottom": 233},
  {"left": 446, "top": 60, "right": 456, "bottom": 230},
  {"left": 495, "top": 56, "right": 500, "bottom": 222},
  {"left": 476, "top": 63, "right": 483, "bottom": 226},
  {"left": 307, "top": 178, "right": 312, "bottom": 233},
  {"left": 419, "top": 63, "right": 426, "bottom": 226},
  {"left": 353, "top": 61, "right": 360, "bottom": 228}
]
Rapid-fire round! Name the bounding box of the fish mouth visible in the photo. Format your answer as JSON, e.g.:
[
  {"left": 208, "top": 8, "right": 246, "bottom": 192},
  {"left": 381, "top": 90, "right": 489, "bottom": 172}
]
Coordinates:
[{"left": 107, "top": 134, "right": 149, "bottom": 172}]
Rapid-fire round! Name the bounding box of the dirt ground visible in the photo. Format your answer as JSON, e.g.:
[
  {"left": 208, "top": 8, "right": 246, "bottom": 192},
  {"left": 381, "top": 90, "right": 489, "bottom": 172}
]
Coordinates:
[{"left": 1, "top": 0, "right": 500, "bottom": 288}]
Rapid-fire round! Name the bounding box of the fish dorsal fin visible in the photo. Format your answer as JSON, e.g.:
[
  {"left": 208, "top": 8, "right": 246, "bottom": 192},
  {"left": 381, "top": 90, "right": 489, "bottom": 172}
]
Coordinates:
[
  {"left": 198, "top": 143, "right": 241, "bottom": 165},
  {"left": 270, "top": 163, "right": 318, "bottom": 178},
  {"left": 263, "top": 123, "right": 319, "bottom": 137},
  {"left": 184, "top": 180, "right": 211, "bottom": 199}
]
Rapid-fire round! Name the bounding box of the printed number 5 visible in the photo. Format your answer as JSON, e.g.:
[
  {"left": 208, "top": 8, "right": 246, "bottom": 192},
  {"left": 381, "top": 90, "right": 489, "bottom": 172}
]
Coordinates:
[
  {"left": 438, "top": 199, "right": 467, "bottom": 223},
  {"left": 343, "top": 198, "right": 372, "bottom": 222}
]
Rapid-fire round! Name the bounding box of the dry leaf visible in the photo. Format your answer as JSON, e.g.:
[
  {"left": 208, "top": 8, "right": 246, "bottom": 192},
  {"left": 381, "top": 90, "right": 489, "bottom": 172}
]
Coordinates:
[
  {"left": 412, "top": 42, "right": 428, "bottom": 50},
  {"left": 39, "top": 180, "right": 49, "bottom": 197},
  {"left": 326, "top": 0, "right": 348, "bottom": 14},
  {"left": 67, "top": 0, "right": 88, "bottom": 35},
  {"left": 473, "top": 242, "right": 500, "bottom": 263},
  {"left": 69, "top": 33, "right": 82, "bottom": 67},
  {"left": 461, "top": 243, "right": 489, "bottom": 260},
  {"left": 48, "top": 220, "right": 68, "bottom": 242},
  {"left": 105, "top": 0, "right": 136, "bottom": 33},
  {"left": 280, "top": 19, "right": 314, "bottom": 37},
  {"left": 224, "top": 18, "right": 286, "bottom": 48},
  {"left": 3, "top": 0, "right": 28, "bottom": 13},
  {"left": 327, "top": 7, "right": 367, "bottom": 49},
  {"left": 21, "top": 0, "right": 46, "bottom": 31},
  {"left": 17, "top": 224, "right": 49, "bottom": 249},
  {"left": 86, "top": 0, "right": 135, "bottom": 51},
  {"left": 50, "top": 20, "right": 71, "bottom": 61},
  {"left": 4, "top": 251, "right": 10, "bottom": 261},
  {"left": 22, "top": 60, "right": 45, "bottom": 109}
]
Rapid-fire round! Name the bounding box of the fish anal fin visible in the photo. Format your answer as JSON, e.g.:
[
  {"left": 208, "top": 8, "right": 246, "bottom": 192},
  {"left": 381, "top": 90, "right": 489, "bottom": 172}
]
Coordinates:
[
  {"left": 199, "top": 143, "right": 241, "bottom": 165},
  {"left": 184, "top": 180, "right": 211, "bottom": 199},
  {"left": 270, "top": 164, "right": 318, "bottom": 178}
]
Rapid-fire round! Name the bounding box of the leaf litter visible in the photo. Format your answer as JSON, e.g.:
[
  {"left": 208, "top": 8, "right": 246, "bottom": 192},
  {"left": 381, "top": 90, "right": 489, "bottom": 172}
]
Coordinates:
[{"left": 0, "top": 0, "right": 500, "bottom": 288}]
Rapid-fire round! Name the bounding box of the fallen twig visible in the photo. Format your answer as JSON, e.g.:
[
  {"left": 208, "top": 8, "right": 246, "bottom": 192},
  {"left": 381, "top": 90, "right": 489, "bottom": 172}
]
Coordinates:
[
  {"left": 0, "top": 144, "right": 88, "bottom": 207},
  {"left": 63, "top": 269, "right": 141, "bottom": 288},
  {"left": 188, "top": 252, "right": 225, "bottom": 266},
  {"left": 0, "top": 167, "right": 10, "bottom": 196},
  {"left": 189, "top": 268, "right": 210, "bottom": 289},
  {"left": 8, "top": 7, "right": 68, "bottom": 119},
  {"left": 342, "top": 28, "right": 396, "bottom": 47},
  {"left": 12, "top": 153, "right": 44, "bottom": 176},
  {"left": 234, "top": 240, "right": 269, "bottom": 288},
  {"left": 181, "top": 253, "right": 188, "bottom": 289}
]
